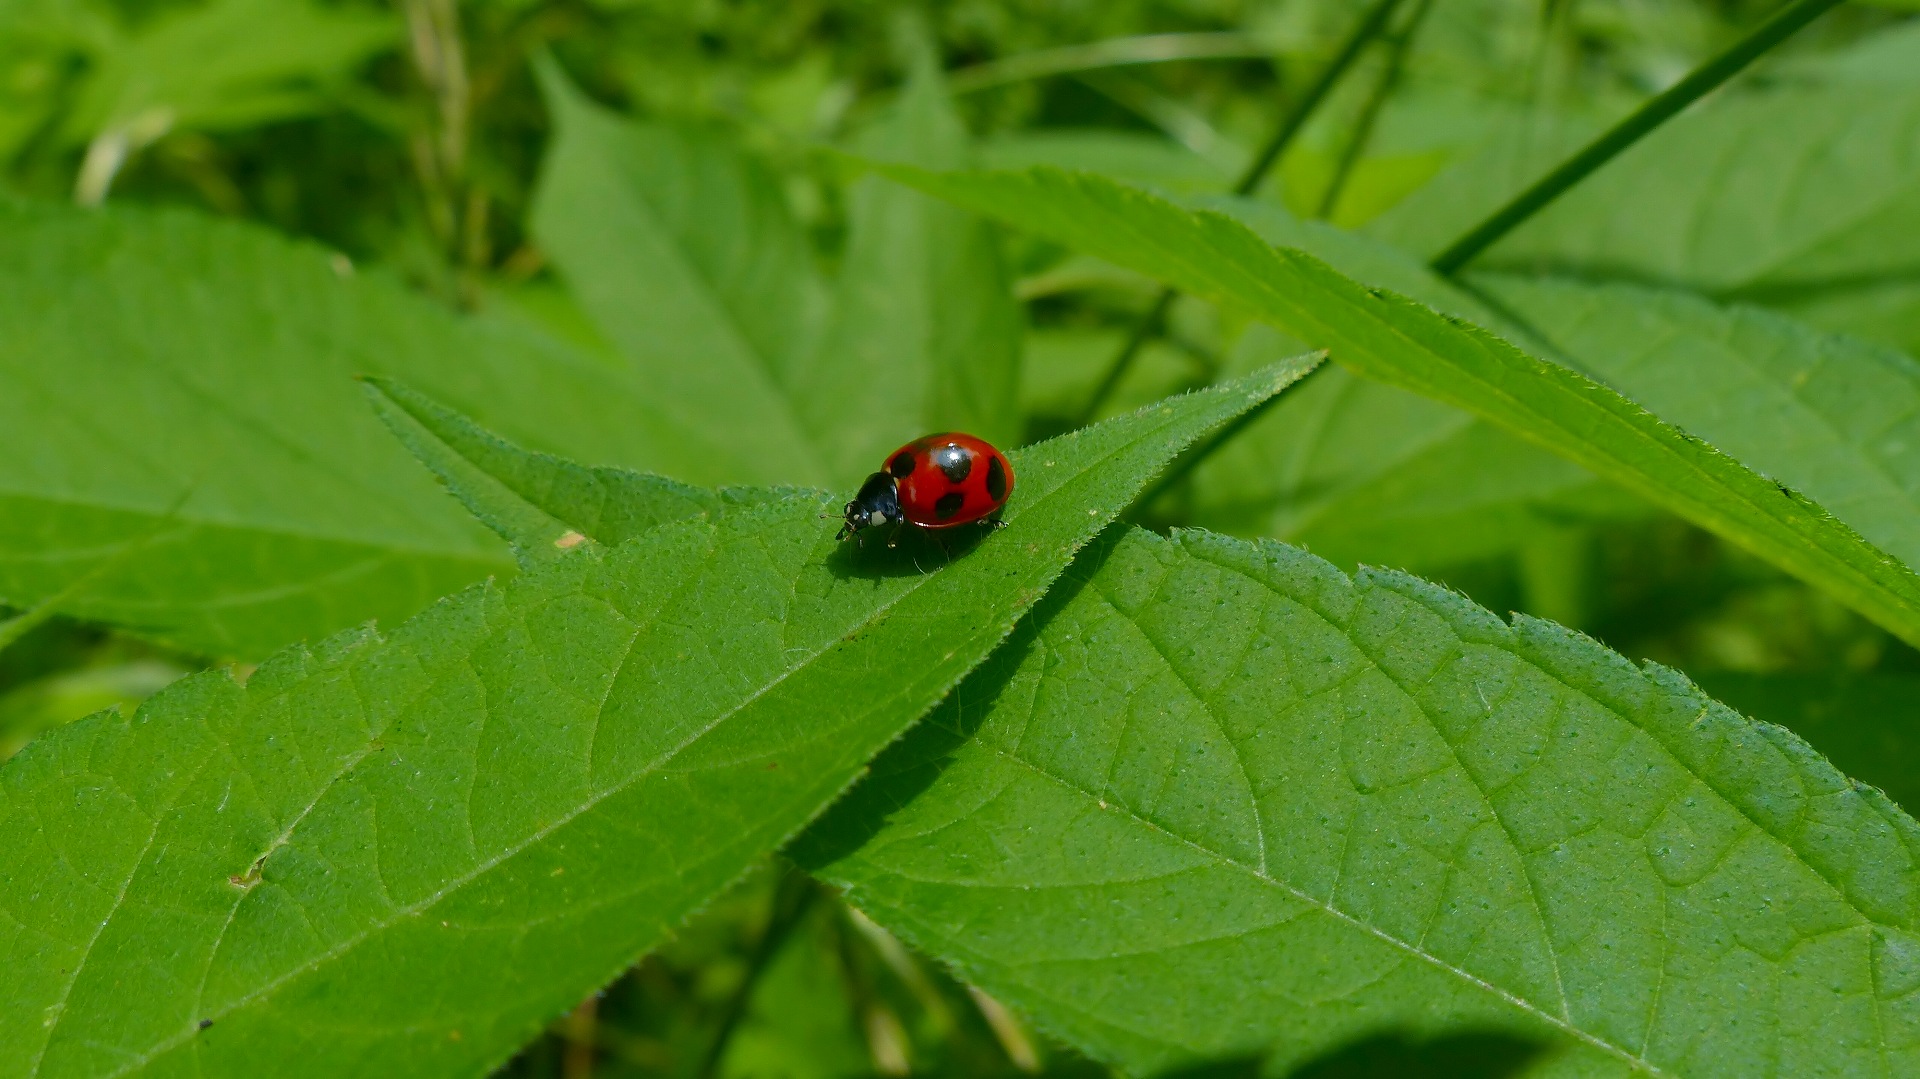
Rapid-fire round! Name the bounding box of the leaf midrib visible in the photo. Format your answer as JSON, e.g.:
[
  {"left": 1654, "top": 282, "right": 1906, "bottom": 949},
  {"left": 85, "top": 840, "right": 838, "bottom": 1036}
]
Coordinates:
[
  {"left": 1098, "top": 550, "right": 1581, "bottom": 1031},
  {"left": 924, "top": 742, "right": 1663, "bottom": 1075},
  {"left": 101, "top": 520, "right": 811, "bottom": 1077},
  {"left": 46, "top": 376, "right": 1271, "bottom": 1075},
  {"left": 100, "top": 414, "right": 1136, "bottom": 1071}
]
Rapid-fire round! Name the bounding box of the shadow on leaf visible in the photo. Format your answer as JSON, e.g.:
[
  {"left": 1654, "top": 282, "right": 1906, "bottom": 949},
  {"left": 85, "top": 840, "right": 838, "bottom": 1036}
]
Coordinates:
[
  {"left": 1154, "top": 1053, "right": 1266, "bottom": 1078},
  {"left": 823, "top": 518, "right": 997, "bottom": 580},
  {"left": 1284, "top": 1028, "right": 1547, "bottom": 1079}
]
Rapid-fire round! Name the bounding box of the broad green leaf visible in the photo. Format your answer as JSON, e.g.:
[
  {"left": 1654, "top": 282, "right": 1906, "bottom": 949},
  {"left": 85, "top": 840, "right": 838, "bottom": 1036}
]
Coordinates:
[
  {"left": 793, "top": 57, "right": 1024, "bottom": 478},
  {"left": 866, "top": 164, "right": 1920, "bottom": 649},
  {"left": 1482, "top": 276, "right": 1920, "bottom": 574},
  {"left": 0, "top": 198, "right": 708, "bottom": 659},
  {"left": 531, "top": 61, "right": 832, "bottom": 486},
  {"left": 0, "top": 361, "right": 1309, "bottom": 1079},
  {"left": 533, "top": 59, "right": 1021, "bottom": 487},
  {"left": 802, "top": 526, "right": 1920, "bottom": 1077}
]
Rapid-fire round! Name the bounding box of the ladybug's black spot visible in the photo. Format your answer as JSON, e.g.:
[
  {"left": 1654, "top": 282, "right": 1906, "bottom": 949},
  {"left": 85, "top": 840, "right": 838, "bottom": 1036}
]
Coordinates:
[
  {"left": 985, "top": 456, "right": 1008, "bottom": 502},
  {"left": 933, "top": 492, "right": 966, "bottom": 520},
  {"left": 889, "top": 453, "right": 915, "bottom": 479},
  {"left": 935, "top": 445, "right": 972, "bottom": 483}
]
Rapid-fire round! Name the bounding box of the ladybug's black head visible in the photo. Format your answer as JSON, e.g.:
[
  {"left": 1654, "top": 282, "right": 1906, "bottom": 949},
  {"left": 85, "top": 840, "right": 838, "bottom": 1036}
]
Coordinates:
[{"left": 836, "top": 471, "right": 901, "bottom": 542}]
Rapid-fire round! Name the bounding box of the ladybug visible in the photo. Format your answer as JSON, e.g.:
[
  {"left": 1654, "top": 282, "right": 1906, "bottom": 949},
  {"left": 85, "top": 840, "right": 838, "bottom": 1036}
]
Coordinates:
[{"left": 837, "top": 433, "right": 1015, "bottom": 543}]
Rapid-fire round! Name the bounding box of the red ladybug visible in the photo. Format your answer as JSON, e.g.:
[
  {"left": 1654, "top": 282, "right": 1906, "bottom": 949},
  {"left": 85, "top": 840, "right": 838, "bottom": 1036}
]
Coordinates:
[{"left": 836, "top": 432, "right": 1015, "bottom": 542}]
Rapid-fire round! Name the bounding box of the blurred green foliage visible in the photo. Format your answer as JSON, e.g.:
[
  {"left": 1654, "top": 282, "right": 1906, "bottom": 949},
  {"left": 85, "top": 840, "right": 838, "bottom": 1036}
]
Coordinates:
[{"left": 6, "top": 0, "right": 1920, "bottom": 1075}]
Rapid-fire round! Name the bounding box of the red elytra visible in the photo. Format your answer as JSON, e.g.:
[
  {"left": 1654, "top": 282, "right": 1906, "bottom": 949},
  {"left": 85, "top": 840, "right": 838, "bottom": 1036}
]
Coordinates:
[{"left": 835, "top": 432, "right": 1015, "bottom": 541}]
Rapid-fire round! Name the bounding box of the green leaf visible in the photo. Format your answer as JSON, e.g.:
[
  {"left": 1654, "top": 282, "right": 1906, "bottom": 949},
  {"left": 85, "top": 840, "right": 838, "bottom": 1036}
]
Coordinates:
[
  {"left": 863, "top": 164, "right": 1920, "bottom": 649},
  {"left": 1482, "top": 275, "right": 1920, "bottom": 574},
  {"left": 532, "top": 58, "right": 1022, "bottom": 486},
  {"left": 803, "top": 525, "right": 1920, "bottom": 1076},
  {"left": 364, "top": 379, "right": 779, "bottom": 559},
  {"left": 0, "top": 361, "right": 1309, "bottom": 1078},
  {"left": 0, "top": 198, "right": 705, "bottom": 659},
  {"left": 531, "top": 61, "right": 832, "bottom": 486},
  {"left": 794, "top": 57, "right": 1024, "bottom": 479},
  {"left": 1187, "top": 323, "right": 1637, "bottom": 574},
  {"left": 1194, "top": 201, "right": 1920, "bottom": 596}
]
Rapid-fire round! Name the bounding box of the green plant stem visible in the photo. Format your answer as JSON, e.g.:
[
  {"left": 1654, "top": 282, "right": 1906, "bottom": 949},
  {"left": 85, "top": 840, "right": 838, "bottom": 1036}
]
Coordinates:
[
  {"left": 1233, "top": 0, "right": 1408, "bottom": 197},
  {"left": 1429, "top": 0, "right": 1846, "bottom": 275},
  {"left": 696, "top": 869, "right": 818, "bottom": 1079},
  {"left": 1314, "top": 0, "right": 1434, "bottom": 220},
  {"left": 1071, "top": 0, "right": 1406, "bottom": 427}
]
